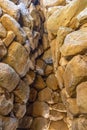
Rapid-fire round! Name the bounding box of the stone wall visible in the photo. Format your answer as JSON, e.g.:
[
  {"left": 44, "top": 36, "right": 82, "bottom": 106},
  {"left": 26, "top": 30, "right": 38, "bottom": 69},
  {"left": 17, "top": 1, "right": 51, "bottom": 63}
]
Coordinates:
[
  {"left": 45, "top": 0, "right": 87, "bottom": 130},
  {"left": 0, "top": 0, "right": 87, "bottom": 130},
  {"left": 0, "top": 0, "right": 45, "bottom": 129}
]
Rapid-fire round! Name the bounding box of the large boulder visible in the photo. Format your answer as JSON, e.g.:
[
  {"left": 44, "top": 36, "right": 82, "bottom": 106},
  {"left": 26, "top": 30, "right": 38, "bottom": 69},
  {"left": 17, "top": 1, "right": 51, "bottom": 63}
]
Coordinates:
[
  {"left": 63, "top": 55, "right": 87, "bottom": 97},
  {"left": 60, "top": 28, "right": 87, "bottom": 56},
  {"left": 3, "top": 41, "right": 29, "bottom": 77},
  {"left": 47, "top": 0, "right": 87, "bottom": 34},
  {"left": 0, "top": 63, "right": 19, "bottom": 92}
]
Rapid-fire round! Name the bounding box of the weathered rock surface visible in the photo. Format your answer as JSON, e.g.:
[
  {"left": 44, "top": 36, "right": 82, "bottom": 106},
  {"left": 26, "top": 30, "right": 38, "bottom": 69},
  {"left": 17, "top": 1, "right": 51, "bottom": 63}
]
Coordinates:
[
  {"left": 0, "top": 93, "right": 13, "bottom": 116},
  {"left": 76, "top": 82, "right": 87, "bottom": 114},
  {"left": 3, "top": 31, "right": 15, "bottom": 47},
  {"left": 32, "top": 101, "right": 49, "bottom": 118},
  {"left": 46, "top": 74, "right": 58, "bottom": 90},
  {"left": 60, "top": 28, "right": 87, "bottom": 56},
  {"left": 31, "top": 117, "right": 49, "bottom": 130},
  {"left": 0, "top": 0, "right": 20, "bottom": 20},
  {"left": 13, "top": 103, "right": 26, "bottom": 119},
  {"left": 72, "top": 117, "right": 87, "bottom": 130},
  {"left": 66, "top": 98, "right": 80, "bottom": 116},
  {"left": 3, "top": 41, "right": 29, "bottom": 77},
  {"left": 14, "top": 80, "right": 29, "bottom": 103},
  {"left": 0, "top": 23, "right": 7, "bottom": 38},
  {"left": 3, "top": 116, "right": 18, "bottom": 130},
  {"left": 0, "top": 40, "right": 7, "bottom": 59},
  {"left": 63, "top": 55, "right": 87, "bottom": 97},
  {"left": 47, "top": 0, "right": 87, "bottom": 34},
  {"left": 49, "top": 120, "right": 68, "bottom": 130},
  {"left": 0, "top": 63, "right": 19, "bottom": 92},
  {"left": 34, "top": 75, "right": 46, "bottom": 90},
  {"left": 1, "top": 14, "right": 26, "bottom": 44},
  {"left": 41, "top": 0, "right": 66, "bottom": 8}
]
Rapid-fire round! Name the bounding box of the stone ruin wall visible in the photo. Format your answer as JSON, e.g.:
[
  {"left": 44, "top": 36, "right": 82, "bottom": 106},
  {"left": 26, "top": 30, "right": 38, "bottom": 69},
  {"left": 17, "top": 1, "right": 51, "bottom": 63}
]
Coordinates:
[{"left": 0, "top": 0, "right": 87, "bottom": 130}]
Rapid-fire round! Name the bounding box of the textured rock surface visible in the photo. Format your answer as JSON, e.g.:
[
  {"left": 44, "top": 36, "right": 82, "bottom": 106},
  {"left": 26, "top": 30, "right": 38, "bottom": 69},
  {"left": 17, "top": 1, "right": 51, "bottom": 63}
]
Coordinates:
[
  {"left": 63, "top": 55, "right": 87, "bottom": 97},
  {"left": 0, "top": 63, "right": 19, "bottom": 92},
  {"left": 3, "top": 41, "right": 29, "bottom": 77},
  {"left": 76, "top": 82, "right": 87, "bottom": 113},
  {"left": 60, "top": 28, "right": 87, "bottom": 56},
  {"left": 1, "top": 14, "right": 26, "bottom": 44},
  {"left": 0, "top": 0, "right": 87, "bottom": 130}
]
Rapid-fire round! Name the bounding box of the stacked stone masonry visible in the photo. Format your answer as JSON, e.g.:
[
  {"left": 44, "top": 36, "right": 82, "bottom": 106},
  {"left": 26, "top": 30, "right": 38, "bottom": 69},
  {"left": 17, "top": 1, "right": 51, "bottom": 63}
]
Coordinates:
[{"left": 0, "top": 0, "right": 87, "bottom": 130}]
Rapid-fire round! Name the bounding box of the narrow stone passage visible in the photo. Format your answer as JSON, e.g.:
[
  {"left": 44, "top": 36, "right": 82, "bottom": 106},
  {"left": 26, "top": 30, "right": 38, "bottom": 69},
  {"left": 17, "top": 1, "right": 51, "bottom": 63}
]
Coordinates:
[{"left": 0, "top": 0, "right": 87, "bottom": 130}]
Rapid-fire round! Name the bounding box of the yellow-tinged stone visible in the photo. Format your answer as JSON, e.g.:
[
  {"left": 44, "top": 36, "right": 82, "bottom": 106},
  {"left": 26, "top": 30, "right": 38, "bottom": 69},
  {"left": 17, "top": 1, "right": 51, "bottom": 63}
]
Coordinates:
[
  {"left": 47, "top": 0, "right": 87, "bottom": 34},
  {"left": 3, "top": 41, "right": 29, "bottom": 77}
]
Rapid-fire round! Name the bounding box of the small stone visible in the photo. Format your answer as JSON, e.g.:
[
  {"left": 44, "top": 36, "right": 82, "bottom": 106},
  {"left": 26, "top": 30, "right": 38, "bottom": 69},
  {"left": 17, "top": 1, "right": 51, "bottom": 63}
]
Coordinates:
[
  {"left": 0, "top": 39, "right": 7, "bottom": 59},
  {"left": 0, "top": 93, "right": 13, "bottom": 116},
  {"left": 13, "top": 103, "right": 26, "bottom": 119},
  {"left": 3, "top": 31, "right": 15, "bottom": 47},
  {"left": 52, "top": 103, "right": 66, "bottom": 113},
  {"left": 31, "top": 117, "right": 49, "bottom": 130},
  {"left": 38, "top": 87, "right": 53, "bottom": 103},
  {"left": 61, "top": 88, "right": 69, "bottom": 106},
  {"left": 0, "top": 0, "right": 20, "bottom": 20},
  {"left": 36, "top": 59, "right": 46, "bottom": 75},
  {"left": 2, "top": 116, "right": 18, "bottom": 130},
  {"left": 72, "top": 117, "right": 87, "bottom": 130},
  {"left": 42, "top": 48, "right": 53, "bottom": 64},
  {"left": 60, "top": 28, "right": 87, "bottom": 56},
  {"left": 0, "top": 63, "right": 19, "bottom": 92},
  {"left": 77, "top": 8, "right": 87, "bottom": 25},
  {"left": 32, "top": 101, "right": 49, "bottom": 118},
  {"left": 56, "top": 66, "right": 64, "bottom": 89},
  {"left": 44, "top": 65, "right": 53, "bottom": 76},
  {"left": 3, "top": 41, "right": 29, "bottom": 77},
  {"left": 50, "top": 110, "right": 65, "bottom": 121},
  {"left": 49, "top": 120, "right": 68, "bottom": 130},
  {"left": 18, "top": 116, "right": 33, "bottom": 129},
  {"left": 66, "top": 98, "right": 80, "bottom": 116},
  {"left": 29, "top": 88, "right": 37, "bottom": 102},
  {"left": 59, "top": 57, "right": 69, "bottom": 66},
  {"left": 14, "top": 80, "right": 30, "bottom": 104},
  {"left": 52, "top": 92, "right": 59, "bottom": 104},
  {"left": 64, "top": 55, "right": 87, "bottom": 97},
  {"left": 41, "top": 0, "right": 66, "bottom": 8},
  {"left": 24, "top": 70, "right": 36, "bottom": 85},
  {"left": 46, "top": 74, "right": 58, "bottom": 90},
  {"left": 24, "top": 40, "right": 31, "bottom": 54},
  {"left": 34, "top": 75, "right": 46, "bottom": 90},
  {"left": 76, "top": 82, "right": 87, "bottom": 114},
  {"left": 0, "top": 23, "right": 7, "bottom": 38},
  {"left": 1, "top": 14, "right": 26, "bottom": 44},
  {"left": 42, "top": 33, "right": 50, "bottom": 50}
]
